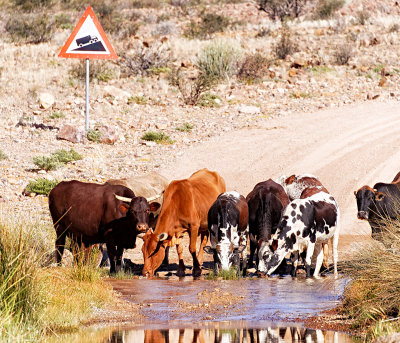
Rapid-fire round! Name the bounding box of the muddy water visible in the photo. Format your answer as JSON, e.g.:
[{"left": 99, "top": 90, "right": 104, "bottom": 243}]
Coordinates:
[{"left": 110, "top": 276, "right": 348, "bottom": 323}]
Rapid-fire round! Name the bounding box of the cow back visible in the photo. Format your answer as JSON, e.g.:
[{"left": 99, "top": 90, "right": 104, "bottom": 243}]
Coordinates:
[{"left": 48, "top": 180, "right": 135, "bottom": 243}]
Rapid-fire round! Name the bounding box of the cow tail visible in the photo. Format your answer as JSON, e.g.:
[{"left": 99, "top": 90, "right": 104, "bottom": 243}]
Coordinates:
[{"left": 260, "top": 193, "right": 272, "bottom": 241}]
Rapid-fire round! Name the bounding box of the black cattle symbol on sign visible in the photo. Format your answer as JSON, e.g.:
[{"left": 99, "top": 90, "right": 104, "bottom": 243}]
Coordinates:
[{"left": 73, "top": 35, "right": 105, "bottom": 52}]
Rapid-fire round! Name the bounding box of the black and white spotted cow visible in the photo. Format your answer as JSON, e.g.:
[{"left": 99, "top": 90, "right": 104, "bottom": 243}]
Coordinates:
[
  {"left": 257, "top": 191, "right": 340, "bottom": 278},
  {"left": 204, "top": 191, "right": 249, "bottom": 275}
]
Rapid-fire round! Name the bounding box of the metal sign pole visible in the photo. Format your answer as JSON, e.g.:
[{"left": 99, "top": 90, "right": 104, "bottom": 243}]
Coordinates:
[{"left": 85, "top": 58, "right": 89, "bottom": 132}]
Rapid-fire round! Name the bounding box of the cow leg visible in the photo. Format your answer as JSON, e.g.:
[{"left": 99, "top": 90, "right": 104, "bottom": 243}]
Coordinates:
[
  {"left": 106, "top": 239, "right": 117, "bottom": 274},
  {"left": 313, "top": 245, "right": 324, "bottom": 278},
  {"left": 197, "top": 230, "right": 209, "bottom": 265},
  {"left": 248, "top": 238, "right": 256, "bottom": 269},
  {"left": 176, "top": 241, "right": 186, "bottom": 277},
  {"left": 305, "top": 243, "right": 315, "bottom": 278},
  {"left": 322, "top": 242, "right": 329, "bottom": 269},
  {"left": 291, "top": 251, "right": 299, "bottom": 277},
  {"left": 333, "top": 227, "right": 340, "bottom": 278},
  {"left": 115, "top": 246, "right": 124, "bottom": 273},
  {"left": 241, "top": 246, "right": 248, "bottom": 277},
  {"left": 161, "top": 246, "right": 169, "bottom": 268},
  {"left": 55, "top": 231, "right": 66, "bottom": 265},
  {"left": 189, "top": 227, "right": 202, "bottom": 277}
]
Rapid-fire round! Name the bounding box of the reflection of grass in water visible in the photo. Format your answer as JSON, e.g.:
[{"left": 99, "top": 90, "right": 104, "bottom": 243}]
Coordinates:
[{"left": 205, "top": 268, "right": 238, "bottom": 280}]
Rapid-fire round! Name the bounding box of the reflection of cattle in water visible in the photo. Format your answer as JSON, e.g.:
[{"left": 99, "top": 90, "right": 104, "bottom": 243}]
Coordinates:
[{"left": 76, "top": 35, "right": 98, "bottom": 47}]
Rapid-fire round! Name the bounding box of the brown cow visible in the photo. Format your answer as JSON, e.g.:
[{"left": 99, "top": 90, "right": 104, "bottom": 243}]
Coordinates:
[{"left": 141, "top": 169, "right": 226, "bottom": 277}]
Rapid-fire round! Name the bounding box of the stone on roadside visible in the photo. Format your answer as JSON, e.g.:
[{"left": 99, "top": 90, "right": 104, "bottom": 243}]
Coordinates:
[
  {"left": 238, "top": 105, "right": 260, "bottom": 115},
  {"left": 57, "top": 124, "right": 84, "bottom": 143},
  {"left": 39, "top": 93, "right": 55, "bottom": 109},
  {"left": 99, "top": 125, "right": 117, "bottom": 145}
]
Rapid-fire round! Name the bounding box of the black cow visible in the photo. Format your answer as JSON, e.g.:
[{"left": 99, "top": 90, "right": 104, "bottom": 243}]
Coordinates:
[
  {"left": 204, "top": 191, "right": 249, "bottom": 275},
  {"left": 355, "top": 178, "right": 400, "bottom": 241},
  {"left": 48, "top": 180, "right": 160, "bottom": 273},
  {"left": 246, "top": 179, "right": 290, "bottom": 269}
]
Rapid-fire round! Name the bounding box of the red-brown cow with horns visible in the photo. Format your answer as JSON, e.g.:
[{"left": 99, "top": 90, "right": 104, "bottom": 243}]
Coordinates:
[{"left": 141, "top": 169, "right": 226, "bottom": 277}]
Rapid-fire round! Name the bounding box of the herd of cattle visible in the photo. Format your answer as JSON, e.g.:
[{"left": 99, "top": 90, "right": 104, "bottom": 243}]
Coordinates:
[{"left": 48, "top": 168, "right": 400, "bottom": 278}]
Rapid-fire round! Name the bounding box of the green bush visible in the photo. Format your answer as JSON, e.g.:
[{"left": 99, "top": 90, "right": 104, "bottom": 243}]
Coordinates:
[
  {"left": 197, "top": 93, "right": 221, "bottom": 107},
  {"left": 54, "top": 13, "right": 73, "bottom": 29},
  {"left": 25, "top": 178, "right": 59, "bottom": 195},
  {"left": 87, "top": 129, "right": 102, "bottom": 143},
  {"left": 132, "top": 0, "right": 162, "bottom": 8},
  {"left": 128, "top": 95, "right": 148, "bottom": 105},
  {"left": 313, "top": 0, "right": 345, "bottom": 19},
  {"left": 176, "top": 123, "right": 193, "bottom": 132},
  {"left": 49, "top": 111, "right": 65, "bottom": 119},
  {"left": 0, "top": 150, "right": 7, "bottom": 161},
  {"left": 257, "top": 0, "right": 309, "bottom": 21},
  {"left": 6, "top": 14, "right": 55, "bottom": 44},
  {"left": 33, "top": 149, "right": 82, "bottom": 171},
  {"left": 184, "top": 12, "right": 231, "bottom": 39},
  {"left": 141, "top": 131, "right": 174, "bottom": 144},
  {"left": 196, "top": 39, "right": 242, "bottom": 81}
]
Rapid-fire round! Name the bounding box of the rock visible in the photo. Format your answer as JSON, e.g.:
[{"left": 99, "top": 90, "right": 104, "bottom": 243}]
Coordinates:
[
  {"left": 375, "top": 333, "right": 400, "bottom": 343},
  {"left": 288, "top": 69, "right": 297, "bottom": 77},
  {"left": 378, "top": 76, "right": 387, "bottom": 87},
  {"left": 238, "top": 105, "right": 260, "bottom": 115},
  {"left": 290, "top": 59, "right": 305, "bottom": 69},
  {"left": 103, "top": 86, "right": 130, "bottom": 102},
  {"left": 57, "top": 124, "right": 84, "bottom": 143},
  {"left": 38, "top": 93, "right": 55, "bottom": 109},
  {"left": 99, "top": 126, "right": 117, "bottom": 145}
]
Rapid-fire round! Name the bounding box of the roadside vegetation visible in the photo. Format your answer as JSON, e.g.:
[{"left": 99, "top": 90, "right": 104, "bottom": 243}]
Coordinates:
[
  {"left": 33, "top": 149, "right": 82, "bottom": 171},
  {"left": 0, "top": 216, "right": 112, "bottom": 341},
  {"left": 341, "top": 214, "right": 400, "bottom": 340}
]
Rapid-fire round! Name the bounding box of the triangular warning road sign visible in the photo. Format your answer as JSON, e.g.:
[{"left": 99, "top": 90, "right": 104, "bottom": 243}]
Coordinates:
[{"left": 58, "top": 6, "right": 117, "bottom": 59}]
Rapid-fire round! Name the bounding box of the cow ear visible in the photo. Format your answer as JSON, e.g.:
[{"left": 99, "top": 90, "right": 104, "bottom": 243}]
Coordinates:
[
  {"left": 149, "top": 202, "right": 161, "bottom": 212},
  {"left": 286, "top": 175, "right": 296, "bottom": 185},
  {"left": 158, "top": 232, "right": 168, "bottom": 241},
  {"left": 353, "top": 190, "right": 357, "bottom": 196},
  {"left": 203, "top": 246, "right": 213, "bottom": 254},
  {"left": 375, "top": 192, "right": 386, "bottom": 201},
  {"left": 120, "top": 204, "right": 129, "bottom": 213},
  {"left": 271, "top": 239, "right": 278, "bottom": 252}
]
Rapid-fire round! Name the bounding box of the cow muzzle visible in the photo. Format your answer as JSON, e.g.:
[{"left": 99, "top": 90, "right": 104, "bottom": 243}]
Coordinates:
[
  {"left": 357, "top": 211, "right": 369, "bottom": 220},
  {"left": 136, "top": 223, "right": 148, "bottom": 233}
]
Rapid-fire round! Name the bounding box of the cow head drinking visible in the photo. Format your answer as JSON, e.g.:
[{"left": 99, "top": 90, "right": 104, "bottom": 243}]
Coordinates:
[{"left": 141, "top": 230, "right": 169, "bottom": 277}]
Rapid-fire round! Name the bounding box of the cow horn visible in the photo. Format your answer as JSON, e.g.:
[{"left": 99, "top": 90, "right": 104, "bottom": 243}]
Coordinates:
[
  {"left": 373, "top": 189, "right": 377, "bottom": 193},
  {"left": 146, "top": 194, "right": 161, "bottom": 202},
  {"left": 115, "top": 194, "right": 132, "bottom": 202}
]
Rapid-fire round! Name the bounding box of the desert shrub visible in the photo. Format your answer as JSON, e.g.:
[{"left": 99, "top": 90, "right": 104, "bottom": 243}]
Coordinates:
[
  {"left": 132, "top": 0, "right": 162, "bottom": 8},
  {"left": 184, "top": 12, "right": 231, "bottom": 39},
  {"left": 6, "top": 14, "right": 55, "bottom": 44},
  {"left": 128, "top": 95, "right": 148, "bottom": 105},
  {"left": 333, "top": 44, "right": 352, "bottom": 65},
  {"left": 25, "top": 178, "right": 58, "bottom": 195},
  {"left": 0, "top": 150, "right": 7, "bottom": 161},
  {"left": 49, "top": 111, "right": 65, "bottom": 119},
  {"left": 274, "top": 28, "right": 298, "bottom": 59},
  {"left": 389, "top": 23, "right": 400, "bottom": 33},
  {"left": 237, "top": 53, "right": 269, "bottom": 82},
  {"left": 176, "top": 123, "right": 193, "bottom": 132},
  {"left": 69, "top": 61, "right": 115, "bottom": 82},
  {"left": 54, "top": 13, "right": 73, "bottom": 29},
  {"left": 141, "top": 131, "right": 174, "bottom": 144},
  {"left": 87, "top": 129, "right": 102, "bottom": 143},
  {"left": 168, "top": 67, "right": 217, "bottom": 106},
  {"left": 356, "top": 10, "right": 370, "bottom": 25},
  {"left": 196, "top": 39, "right": 242, "bottom": 81},
  {"left": 119, "top": 40, "right": 172, "bottom": 77},
  {"left": 197, "top": 92, "right": 221, "bottom": 107},
  {"left": 257, "top": 0, "right": 310, "bottom": 21},
  {"left": 342, "top": 214, "right": 400, "bottom": 340},
  {"left": 33, "top": 149, "right": 82, "bottom": 171},
  {"left": 256, "top": 26, "right": 271, "bottom": 37},
  {"left": 12, "top": 0, "right": 52, "bottom": 11},
  {"left": 313, "top": 0, "right": 345, "bottom": 19}
]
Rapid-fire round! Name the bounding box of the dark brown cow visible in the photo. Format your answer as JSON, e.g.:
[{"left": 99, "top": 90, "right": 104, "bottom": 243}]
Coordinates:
[
  {"left": 141, "top": 169, "right": 226, "bottom": 277},
  {"left": 246, "top": 179, "right": 290, "bottom": 269},
  {"left": 48, "top": 180, "right": 160, "bottom": 273}
]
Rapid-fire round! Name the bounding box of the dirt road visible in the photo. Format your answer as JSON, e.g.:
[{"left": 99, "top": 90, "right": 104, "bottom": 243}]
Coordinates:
[{"left": 159, "top": 100, "right": 400, "bottom": 236}]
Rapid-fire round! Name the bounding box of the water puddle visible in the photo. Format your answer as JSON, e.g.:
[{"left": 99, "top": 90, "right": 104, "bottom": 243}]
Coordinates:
[{"left": 108, "top": 275, "right": 348, "bottom": 323}]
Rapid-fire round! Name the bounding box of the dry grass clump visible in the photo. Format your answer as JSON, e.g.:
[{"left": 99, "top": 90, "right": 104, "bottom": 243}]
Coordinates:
[
  {"left": 313, "top": 0, "right": 345, "bottom": 19},
  {"left": 237, "top": 53, "right": 269, "bottom": 83},
  {"left": 274, "top": 28, "right": 298, "bottom": 60},
  {"left": 184, "top": 11, "right": 231, "bottom": 39},
  {"left": 342, "top": 216, "right": 400, "bottom": 339},
  {"left": 70, "top": 61, "right": 115, "bottom": 82},
  {"left": 333, "top": 43, "right": 353, "bottom": 65}
]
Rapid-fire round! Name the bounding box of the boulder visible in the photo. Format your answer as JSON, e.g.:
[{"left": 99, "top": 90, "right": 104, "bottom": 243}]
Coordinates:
[
  {"left": 103, "top": 86, "right": 130, "bottom": 102},
  {"left": 238, "top": 105, "right": 261, "bottom": 115},
  {"left": 99, "top": 125, "right": 117, "bottom": 145},
  {"left": 57, "top": 124, "right": 84, "bottom": 143},
  {"left": 38, "top": 93, "right": 55, "bottom": 109}
]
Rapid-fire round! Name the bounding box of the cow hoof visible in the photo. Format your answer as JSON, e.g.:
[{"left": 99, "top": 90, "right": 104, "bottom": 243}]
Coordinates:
[
  {"left": 192, "top": 268, "right": 202, "bottom": 278},
  {"left": 176, "top": 269, "right": 185, "bottom": 277}
]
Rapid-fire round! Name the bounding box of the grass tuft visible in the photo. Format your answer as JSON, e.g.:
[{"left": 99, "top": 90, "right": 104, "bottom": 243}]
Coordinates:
[
  {"left": 176, "top": 123, "right": 193, "bottom": 132},
  {"left": 25, "top": 178, "right": 58, "bottom": 195},
  {"left": 0, "top": 150, "right": 7, "bottom": 161},
  {"left": 33, "top": 149, "right": 82, "bottom": 171},
  {"left": 87, "top": 129, "right": 102, "bottom": 143},
  {"left": 141, "top": 131, "right": 174, "bottom": 144}
]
